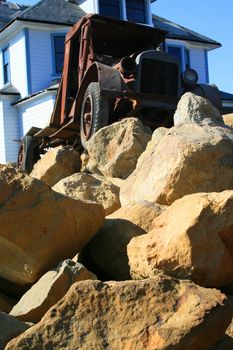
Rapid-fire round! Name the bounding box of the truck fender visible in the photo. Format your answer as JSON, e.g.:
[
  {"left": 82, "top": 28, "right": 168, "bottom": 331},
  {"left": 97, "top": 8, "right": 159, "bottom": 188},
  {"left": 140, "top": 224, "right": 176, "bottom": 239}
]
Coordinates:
[
  {"left": 74, "top": 62, "right": 127, "bottom": 122},
  {"left": 191, "top": 84, "right": 222, "bottom": 112}
]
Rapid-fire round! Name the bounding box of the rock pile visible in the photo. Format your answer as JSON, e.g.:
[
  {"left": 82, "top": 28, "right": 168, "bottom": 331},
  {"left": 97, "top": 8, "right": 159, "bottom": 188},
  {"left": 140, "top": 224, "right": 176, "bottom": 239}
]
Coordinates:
[{"left": 1, "top": 92, "right": 233, "bottom": 349}]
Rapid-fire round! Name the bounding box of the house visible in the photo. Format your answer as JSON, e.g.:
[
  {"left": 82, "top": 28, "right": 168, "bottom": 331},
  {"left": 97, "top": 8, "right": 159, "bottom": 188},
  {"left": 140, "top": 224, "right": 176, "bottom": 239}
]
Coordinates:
[{"left": 0, "top": 0, "right": 230, "bottom": 164}]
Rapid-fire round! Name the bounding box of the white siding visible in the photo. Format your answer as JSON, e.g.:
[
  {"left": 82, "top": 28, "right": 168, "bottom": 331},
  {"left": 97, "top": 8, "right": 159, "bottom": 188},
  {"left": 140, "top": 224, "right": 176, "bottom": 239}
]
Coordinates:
[
  {"left": 0, "top": 95, "right": 20, "bottom": 164},
  {"left": 9, "top": 31, "right": 28, "bottom": 97},
  {"left": 189, "top": 47, "right": 207, "bottom": 83},
  {"left": 29, "top": 29, "right": 53, "bottom": 94},
  {"left": 79, "top": 0, "right": 96, "bottom": 13},
  {"left": 18, "top": 93, "right": 56, "bottom": 137},
  {"left": 0, "top": 99, "right": 6, "bottom": 163},
  {"left": 0, "top": 51, "right": 3, "bottom": 87}
]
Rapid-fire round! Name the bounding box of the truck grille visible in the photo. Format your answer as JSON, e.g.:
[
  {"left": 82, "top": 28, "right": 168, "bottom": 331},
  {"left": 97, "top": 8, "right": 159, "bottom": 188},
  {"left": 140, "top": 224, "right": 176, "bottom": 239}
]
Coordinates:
[{"left": 140, "top": 59, "right": 178, "bottom": 97}]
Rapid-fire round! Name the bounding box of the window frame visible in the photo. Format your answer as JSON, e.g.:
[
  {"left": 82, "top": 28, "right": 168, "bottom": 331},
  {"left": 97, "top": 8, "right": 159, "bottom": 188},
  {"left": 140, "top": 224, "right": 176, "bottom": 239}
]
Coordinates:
[
  {"left": 2, "top": 45, "right": 10, "bottom": 86},
  {"left": 166, "top": 43, "right": 190, "bottom": 72},
  {"left": 51, "top": 33, "right": 66, "bottom": 77},
  {"left": 97, "top": 0, "right": 152, "bottom": 25}
]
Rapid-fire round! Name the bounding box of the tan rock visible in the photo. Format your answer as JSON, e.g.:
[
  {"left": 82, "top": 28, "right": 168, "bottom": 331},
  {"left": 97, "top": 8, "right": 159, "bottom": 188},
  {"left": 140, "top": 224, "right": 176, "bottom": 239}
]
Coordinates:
[
  {"left": 30, "top": 146, "right": 81, "bottom": 186},
  {"left": 0, "top": 292, "right": 15, "bottom": 314},
  {"left": 86, "top": 117, "right": 151, "bottom": 179},
  {"left": 0, "top": 165, "right": 104, "bottom": 285},
  {"left": 5, "top": 277, "right": 233, "bottom": 350},
  {"left": 0, "top": 311, "right": 29, "bottom": 349},
  {"left": 52, "top": 173, "right": 120, "bottom": 216},
  {"left": 120, "top": 122, "right": 233, "bottom": 206},
  {"left": 82, "top": 201, "right": 166, "bottom": 280},
  {"left": 223, "top": 113, "right": 233, "bottom": 128},
  {"left": 174, "top": 92, "right": 224, "bottom": 126},
  {"left": 10, "top": 260, "right": 96, "bottom": 323},
  {"left": 128, "top": 191, "right": 233, "bottom": 289}
]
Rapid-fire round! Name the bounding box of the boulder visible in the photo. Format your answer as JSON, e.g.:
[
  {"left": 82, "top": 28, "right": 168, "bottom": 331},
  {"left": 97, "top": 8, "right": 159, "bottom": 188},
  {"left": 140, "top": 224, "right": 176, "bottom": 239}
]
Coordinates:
[
  {"left": 120, "top": 122, "right": 233, "bottom": 206},
  {"left": 0, "top": 292, "right": 15, "bottom": 314},
  {"left": 223, "top": 113, "right": 233, "bottom": 128},
  {"left": 0, "top": 312, "right": 29, "bottom": 350},
  {"left": 10, "top": 260, "right": 96, "bottom": 323},
  {"left": 52, "top": 173, "right": 120, "bottom": 216},
  {"left": 82, "top": 201, "right": 166, "bottom": 280},
  {"left": 86, "top": 117, "right": 151, "bottom": 179},
  {"left": 128, "top": 191, "right": 233, "bottom": 289},
  {"left": 0, "top": 165, "right": 104, "bottom": 285},
  {"left": 174, "top": 92, "right": 224, "bottom": 126},
  {"left": 5, "top": 276, "right": 233, "bottom": 350},
  {"left": 30, "top": 146, "right": 81, "bottom": 186}
]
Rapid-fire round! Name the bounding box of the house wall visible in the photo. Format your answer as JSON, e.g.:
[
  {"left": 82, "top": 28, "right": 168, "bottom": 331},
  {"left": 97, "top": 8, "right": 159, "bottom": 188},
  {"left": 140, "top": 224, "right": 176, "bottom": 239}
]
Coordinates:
[
  {"left": 0, "top": 99, "right": 6, "bottom": 163},
  {"left": 18, "top": 92, "right": 56, "bottom": 137},
  {"left": 0, "top": 95, "right": 20, "bottom": 164},
  {"left": 166, "top": 39, "right": 209, "bottom": 84},
  {"left": 8, "top": 31, "right": 28, "bottom": 96},
  {"left": 79, "top": 0, "right": 96, "bottom": 13}
]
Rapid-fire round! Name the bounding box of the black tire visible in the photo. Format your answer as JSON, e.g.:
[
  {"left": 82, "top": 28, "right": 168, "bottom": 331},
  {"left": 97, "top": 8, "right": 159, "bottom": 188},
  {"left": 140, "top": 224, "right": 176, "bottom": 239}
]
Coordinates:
[
  {"left": 17, "top": 135, "right": 34, "bottom": 173},
  {"left": 80, "top": 82, "right": 109, "bottom": 148}
]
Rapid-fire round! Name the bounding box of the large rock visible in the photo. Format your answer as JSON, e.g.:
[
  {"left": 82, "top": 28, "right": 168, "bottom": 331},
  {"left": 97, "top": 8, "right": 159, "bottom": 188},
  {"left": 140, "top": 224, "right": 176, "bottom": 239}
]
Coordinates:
[
  {"left": 174, "top": 92, "right": 224, "bottom": 125},
  {"left": 53, "top": 173, "right": 120, "bottom": 216},
  {"left": 10, "top": 260, "right": 96, "bottom": 323},
  {"left": 30, "top": 146, "right": 81, "bottom": 186},
  {"left": 128, "top": 191, "right": 233, "bottom": 289},
  {"left": 86, "top": 117, "right": 151, "bottom": 179},
  {"left": 223, "top": 113, "right": 233, "bottom": 128},
  {"left": 0, "top": 165, "right": 104, "bottom": 285},
  {"left": 5, "top": 276, "right": 233, "bottom": 350},
  {"left": 0, "top": 312, "right": 29, "bottom": 350},
  {"left": 82, "top": 201, "right": 166, "bottom": 280},
  {"left": 0, "top": 292, "right": 15, "bottom": 314},
  {"left": 120, "top": 122, "right": 233, "bottom": 206}
]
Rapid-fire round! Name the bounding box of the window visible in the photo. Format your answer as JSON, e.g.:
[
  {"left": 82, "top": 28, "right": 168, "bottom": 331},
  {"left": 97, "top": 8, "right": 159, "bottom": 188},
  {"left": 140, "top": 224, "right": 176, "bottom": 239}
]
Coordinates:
[
  {"left": 99, "top": 0, "right": 121, "bottom": 19},
  {"left": 53, "top": 35, "right": 65, "bottom": 74},
  {"left": 2, "top": 47, "right": 10, "bottom": 85},
  {"left": 167, "top": 45, "right": 190, "bottom": 71},
  {"left": 126, "top": 0, "right": 146, "bottom": 23}
]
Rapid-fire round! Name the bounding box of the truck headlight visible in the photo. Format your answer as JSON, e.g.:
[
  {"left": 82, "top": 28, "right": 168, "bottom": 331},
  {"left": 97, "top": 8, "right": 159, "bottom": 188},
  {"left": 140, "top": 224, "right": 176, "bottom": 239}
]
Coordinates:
[{"left": 182, "top": 68, "right": 198, "bottom": 87}]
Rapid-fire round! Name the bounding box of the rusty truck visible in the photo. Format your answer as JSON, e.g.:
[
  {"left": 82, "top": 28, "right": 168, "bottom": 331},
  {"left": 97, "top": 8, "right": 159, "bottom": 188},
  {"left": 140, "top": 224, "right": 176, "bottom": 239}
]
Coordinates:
[{"left": 17, "top": 14, "right": 222, "bottom": 173}]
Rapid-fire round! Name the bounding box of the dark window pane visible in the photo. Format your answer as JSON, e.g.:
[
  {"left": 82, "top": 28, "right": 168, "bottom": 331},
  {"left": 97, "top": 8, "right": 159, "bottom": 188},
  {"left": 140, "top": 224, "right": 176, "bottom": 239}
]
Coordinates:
[
  {"left": 3, "top": 47, "right": 10, "bottom": 84},
  {"left": 54, "top": 35, "right": 65, "bottom": 74},
  {"left": 126, "top": 0, "right": 146, "bottom": 23},
  {"left": 99, "top": 0, "right": 120, "bottom": 18},
  {"left": 185, "top": 48, "right": 190, "bottom": 68},
  {"left": 167, "top": 46, "right": 182, "bottom": 67}
]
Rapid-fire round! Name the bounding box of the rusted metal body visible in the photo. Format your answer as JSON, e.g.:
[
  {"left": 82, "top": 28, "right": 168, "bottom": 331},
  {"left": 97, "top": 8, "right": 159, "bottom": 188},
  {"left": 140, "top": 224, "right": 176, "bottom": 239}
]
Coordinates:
[{"left": 18, "top": 14, "right": 222, "bottom": 172}]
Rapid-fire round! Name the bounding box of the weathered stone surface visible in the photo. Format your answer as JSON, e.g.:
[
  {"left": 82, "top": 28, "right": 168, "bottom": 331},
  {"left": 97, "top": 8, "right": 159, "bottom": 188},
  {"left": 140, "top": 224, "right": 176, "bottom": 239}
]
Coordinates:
[
  {"left": 174, "top": 92, "right": 224, "bottom": 126},
  {"left": 0, "top": 312, "right": 29, "bottom": 350},
  {"left": 128, "top": 191, "right": 233, "bottom": 289},
  {"left": 0, "top": 292, "right": 15, "bottom": 314},
  {"left": 30, "top": 146, "right": 81, "bottom": 186},
  {"left": 223, "top": 113, "right": 233, "bottom": 128},
  {"left": 10, "top": 260, "right": 96, "bottom": 323},
  {"left": 82, "top": 201, "right": 166, "bottom": 280},
  {"left": 53, "top": 173, "right": 120, "bottom": 216},
  {"left": 120, "top": 122, "right": 233, "bottom": 206},
  {"left": 86, "top": 117, "right": 151, "bottom": 179},
  {"left": 5, "top": 277, "right": 233, "bottom": 350},
  {"left": 0, "top": 165, "right": 104, "bottom": 285}
]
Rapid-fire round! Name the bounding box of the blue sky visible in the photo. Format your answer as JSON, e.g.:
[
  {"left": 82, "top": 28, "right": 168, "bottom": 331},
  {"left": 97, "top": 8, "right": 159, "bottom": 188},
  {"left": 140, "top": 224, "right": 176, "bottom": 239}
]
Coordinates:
[{"left": 17, "top": 0, "right": 233, "bottom": 93}]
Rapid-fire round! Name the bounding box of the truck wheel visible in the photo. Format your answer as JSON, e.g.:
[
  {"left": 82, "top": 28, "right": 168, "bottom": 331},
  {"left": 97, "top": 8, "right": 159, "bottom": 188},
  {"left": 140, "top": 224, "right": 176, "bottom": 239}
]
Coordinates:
[
  {"left": 80, "top": 82, "right": 109, "bottom": 148},
  {"left": 17, "top": 135, "right": 34, "bottom": 173}
]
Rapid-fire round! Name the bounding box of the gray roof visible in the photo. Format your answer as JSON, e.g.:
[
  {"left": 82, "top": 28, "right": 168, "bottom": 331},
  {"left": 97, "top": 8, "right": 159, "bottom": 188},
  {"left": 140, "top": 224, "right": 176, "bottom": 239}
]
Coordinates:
[
  {"left": 0, "top": 0, "right": 220, "bottom": 48},
  {"left": 11, "top": 0, "right": 85, "bottom": 26},
  {"left": 153, "top": 15, "right": 221, "bottom": 47},
  {"left": 0, "top": 1, "right": 29, "bottom": 29}
]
